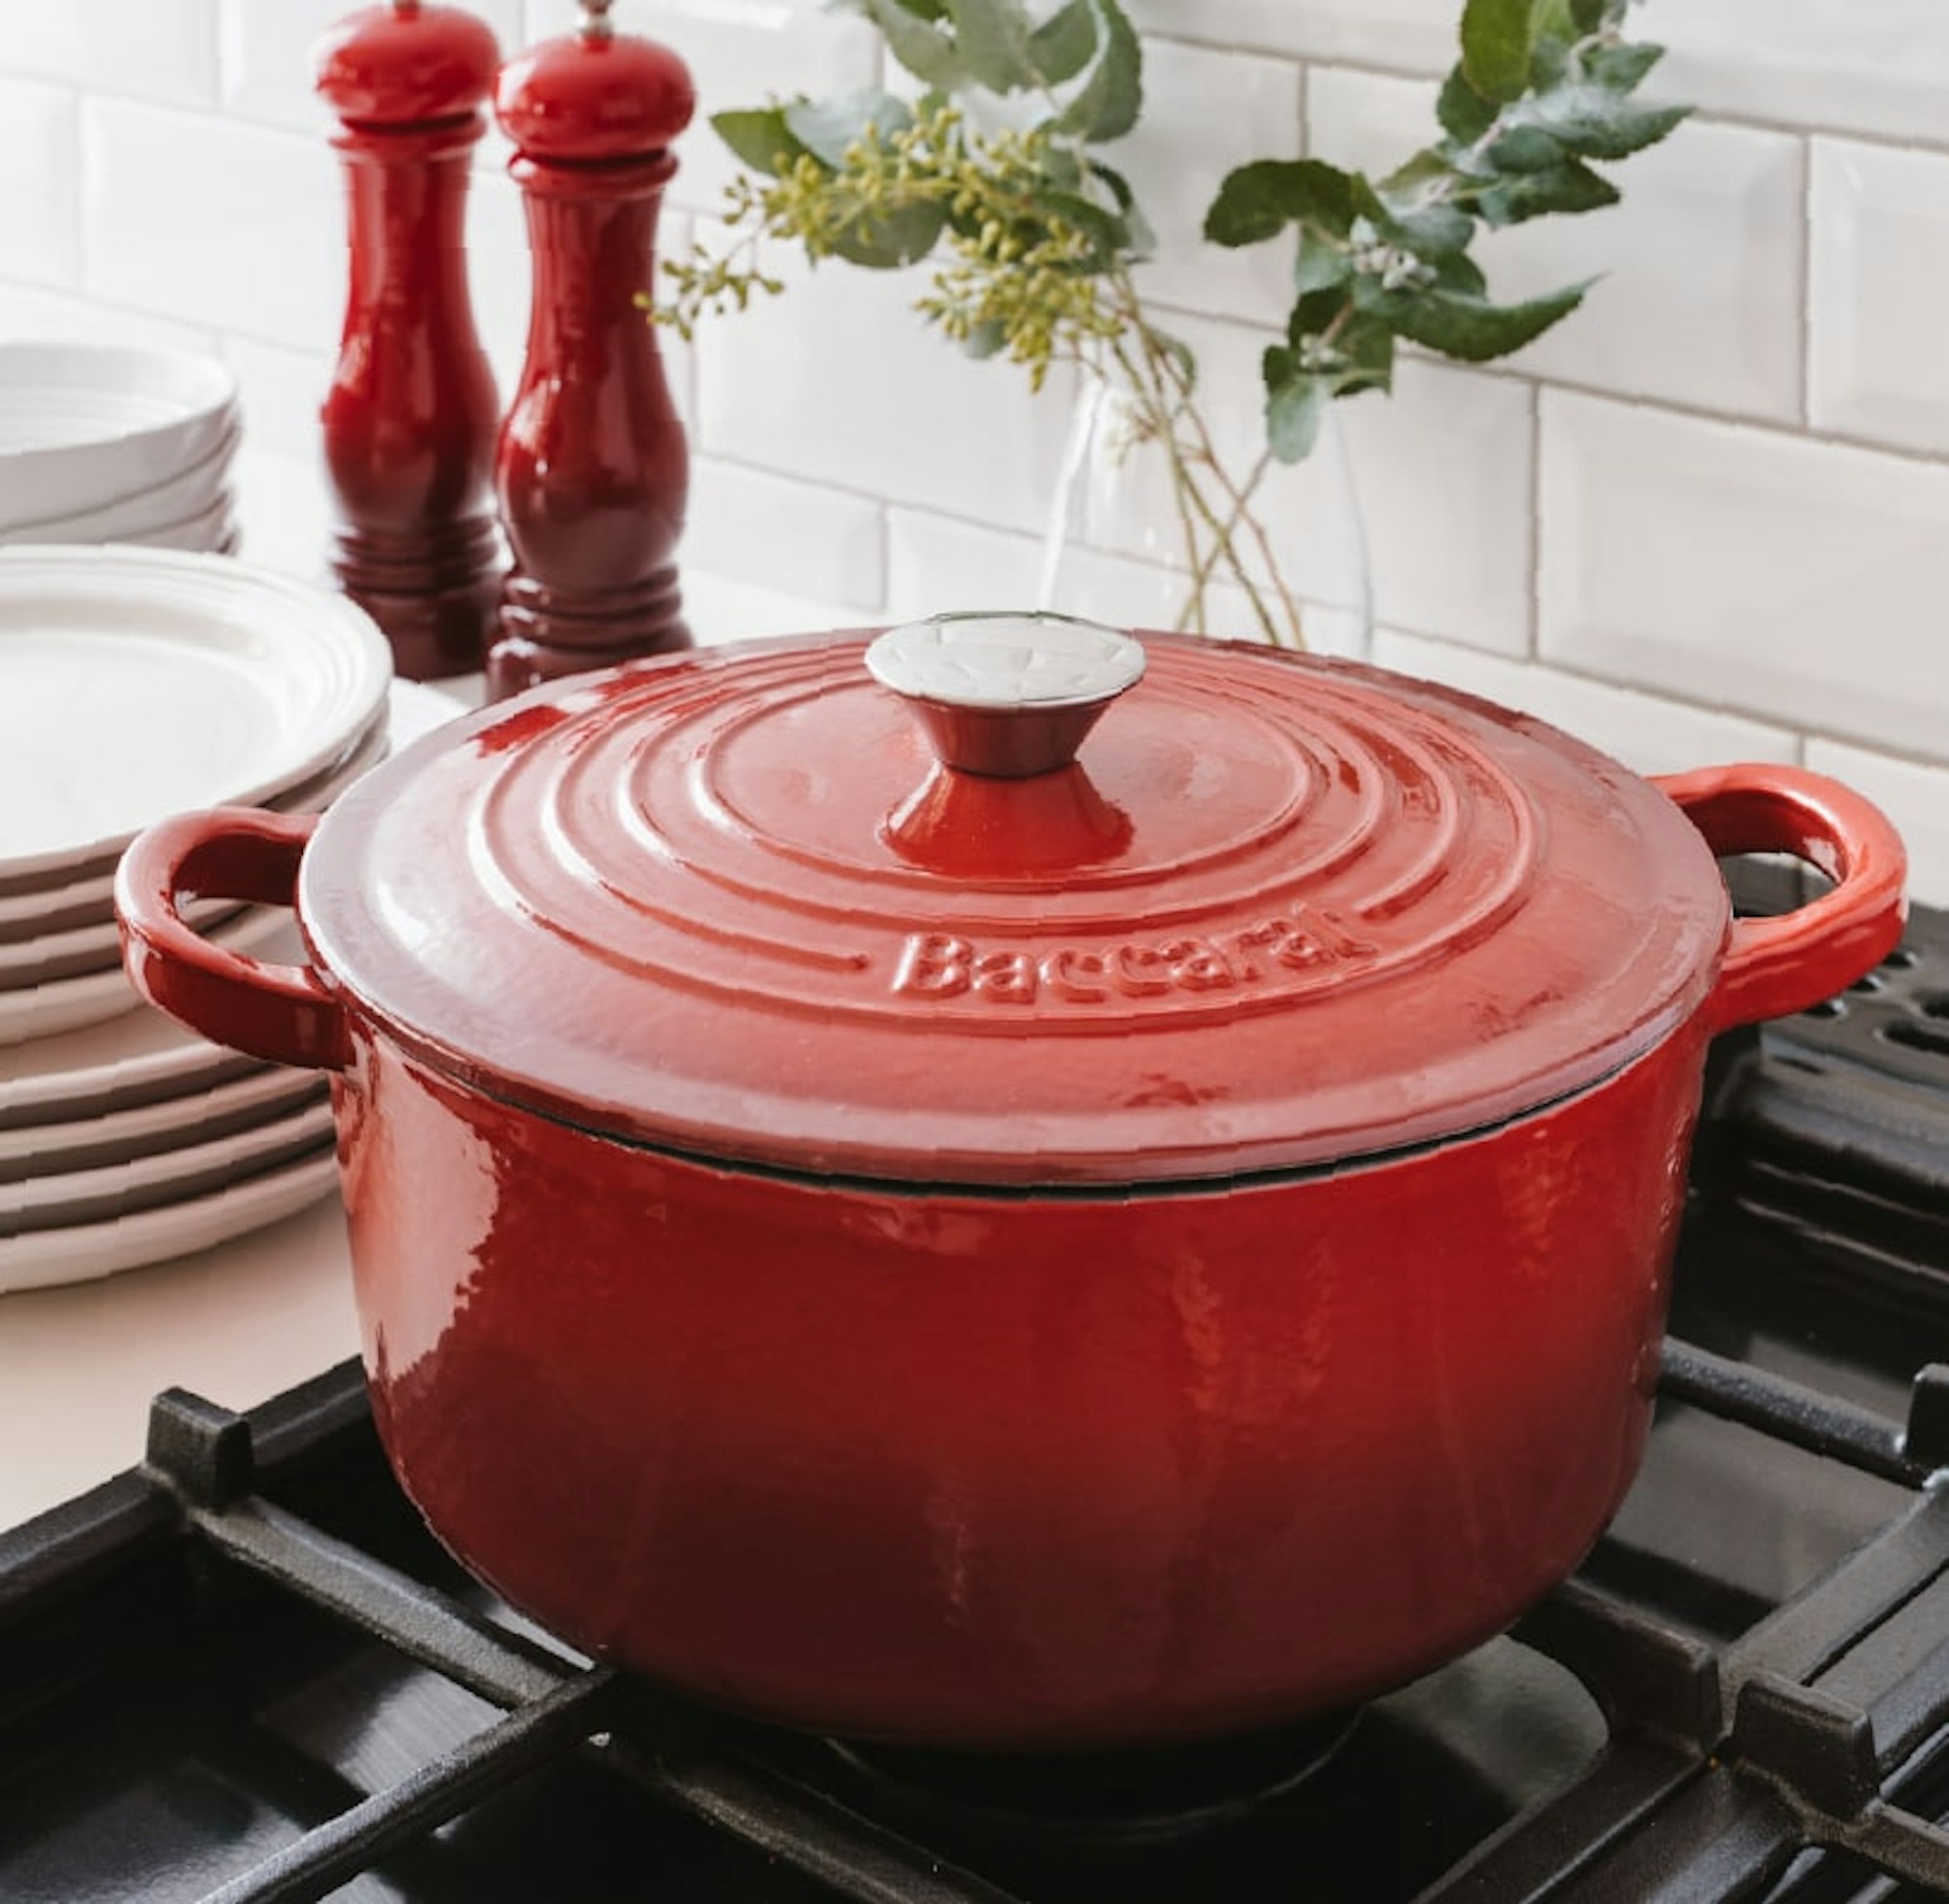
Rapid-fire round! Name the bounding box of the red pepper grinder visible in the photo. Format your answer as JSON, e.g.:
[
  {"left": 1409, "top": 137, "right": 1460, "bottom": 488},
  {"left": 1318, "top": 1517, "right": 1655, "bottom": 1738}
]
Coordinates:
[
  {"left": 487, "top": 0, "right": 697, "bottom": 699},
  {"left": 316, "top": 1, "right": 505, "bottom": 682}
]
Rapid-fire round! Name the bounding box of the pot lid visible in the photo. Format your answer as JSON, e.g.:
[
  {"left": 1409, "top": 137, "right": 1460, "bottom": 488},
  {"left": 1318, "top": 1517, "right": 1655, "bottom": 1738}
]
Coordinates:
[{"left": 300, "top": 613, "right": 1731, "bottom": 1186}]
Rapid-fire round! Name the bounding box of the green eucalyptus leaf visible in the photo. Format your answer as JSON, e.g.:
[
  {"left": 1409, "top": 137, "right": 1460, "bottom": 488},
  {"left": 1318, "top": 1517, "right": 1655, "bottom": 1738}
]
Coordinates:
[
  {"left": 1335, "top": 315, "right": 1397, "bottom": 395},
  {"left": 961, "top": 318, "right": 1010, "bottom": 358},
  {"left": 711, "top": 106, "right": 813, "bottom": 176},
  {"left": 1206, "top": 159, "right": 1356, "bottom": 247},
  {"left": 1262, "top": 348, "right": 1328, "bottom": 462},
  {"left": 783, "top": 90, "right": 913, "bottom": 169},
  {"left": 1155, "top": 327, "right": 1197, "bottom": 396},
  {"left": 1382, "top": 147, "right": 1456, "bottom": 196},
  {"left": 1485, "top": 123, "right": 1563, "bottom": 171},
  {"left": 1532, "top": 85, "right": 1689, "bottom": 160},
  {"left": 1473, "top": 154, "right": 1618, "bottom": 224},
  {"left": 1293, "top": 234, "right": 1354, "bottom": 295},
  {"left": 1086, "top": 161, "right": 1155, "bottom": 252},
  {"left": 829, "top": 199, "right": 949, "bottom": 267},
  {"left": 1038, "top": 188, "right": 1131, "bottom": 265},
  {"left": 1390, "top": 200, "right": 1474, "bottom": 256},
  {"left": 1436, "top": 67, "right": 1498, "bottom": 143},
  {"left": 1359, "top": 278, "right": 1589, "bottom": 361},
  {"left": 1029, "top": 0, "right": 1100, "bottom": 84},
  {"left": 889, "top": 0, "right": 948, "bottom": 18},
  {"left": 1527, "top": 34, "right": 1571, "bottom": 92},
  {"left": 1584, "top": 41, "right": 1665, "bottom": 92},
  {"left": 1430, "top": 248, "right": 1488, "bottom": 295},
  {"left": 1052, "top": 0, "right": 1142, "bottom": 142},
  {"left": 1460, "top": 0, "right": 1535, "bottom": 104},
  {"left": 856, "top": 0, "right": 965, "bottom": 88},
  {"left": 1569, "top": 0, "right": 1605, "bottom": 29},
  {"left": 945, "top": 0, "right": 1040, "bottom": 93}
]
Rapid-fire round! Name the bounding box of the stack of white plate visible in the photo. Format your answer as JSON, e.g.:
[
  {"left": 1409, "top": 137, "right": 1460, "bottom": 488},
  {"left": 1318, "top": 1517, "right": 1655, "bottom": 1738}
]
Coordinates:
[
  {"left": 0, "top": 545, "right": 461, "bottom": 1294},
  {"left": 0, "top": 343, "right": 241, "bottom": 554}
]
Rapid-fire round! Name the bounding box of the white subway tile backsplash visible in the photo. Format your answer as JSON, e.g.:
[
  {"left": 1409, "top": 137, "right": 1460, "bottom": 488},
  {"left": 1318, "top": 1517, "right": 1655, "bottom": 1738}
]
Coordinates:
[
  {"left": 0, "top": 0, "right": 218, "bottom": 109},
  {"left": 1116, "top": 40, "right": 1300, "bottom": 331},
  {"left": 0, "top": 80, "right": 81, "bottom": 290},
  {"left": 219, "top": 336, "right": 331, "bottom": 464},
  {"left": 695, "top": 234, "right": 1080, "bottom": 538},
  {"left": 82, "top": 101, "right": 339, "bottom": 353},
  {"left": 686, "top": 458, "right": 885, "bottom": 612},
  {"left": 1811, "top": 139, "right": 1949, "bottom": 458},
  {"left": 1636, "top": 0, "right": 1949, "bottom": 148},
  {"left": 220, "top": 0, "right": 524, "bottom": 133},
  {"left": 1339, "top": 357, "right": 1534, "bottom": 656},
  {"left": 1539, "top": 391, "right": 1949, "bottom": 761},
  {"left": 1373, "top": 629, "right": 1798, "bottom": 780},
  {"left": 1804, "top": 740, "right": 1949, "bottom": 908},
  {"left": 1127, "top": 0, "right": 1455, "bottom": 75},
  {"left": 1303, "top": 69, "right": 1804, "bottom": 424},
  {"left": 0, "top": 284, "right": 213, "bottom": 356}
]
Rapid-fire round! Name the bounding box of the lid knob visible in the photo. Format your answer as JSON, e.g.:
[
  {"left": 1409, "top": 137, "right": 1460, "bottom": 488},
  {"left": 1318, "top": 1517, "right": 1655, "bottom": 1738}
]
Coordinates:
[
  {"left": 865, "top": 612, "right": 1146, "bottom": 779},
  {"left": 313, "top": 0, "right": 500, "bottom": 129}
]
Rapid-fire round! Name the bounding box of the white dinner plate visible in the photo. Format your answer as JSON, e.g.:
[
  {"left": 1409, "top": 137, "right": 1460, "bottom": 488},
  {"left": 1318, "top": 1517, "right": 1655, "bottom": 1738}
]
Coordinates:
[
  {"left": 0, "top": 419, "right": 239, "bottom": 545},
  {"left": 0, "top": 1093, "right": 336, "bottom": 1236},
  {"left": 0, "top": 919, "right": 301, "bottom": 1128},
  {"left": 0, "top": 1144, "right": 339, "bottom": 1293},
  {"left": 0, "top": 1062, "right": 327, "bottom": 1186},
  {"left": 0, "top": 344, "right": 239, "bottom": 529},
  {"left": 0, "top": 546, "right": 391, "bottom": 891},
  {"left": 0, "top": 901, "right": 294, "bottom": 1048}
]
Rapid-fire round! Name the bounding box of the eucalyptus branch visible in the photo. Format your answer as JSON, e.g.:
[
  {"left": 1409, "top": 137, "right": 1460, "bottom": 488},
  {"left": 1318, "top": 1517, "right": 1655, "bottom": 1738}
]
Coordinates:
[{"left": 646, "top": 0, "right": 1688, "bottom": 650}]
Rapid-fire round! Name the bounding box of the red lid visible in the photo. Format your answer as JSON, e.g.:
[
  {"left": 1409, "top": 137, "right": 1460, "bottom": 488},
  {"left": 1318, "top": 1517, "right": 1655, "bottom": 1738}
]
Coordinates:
[
  {"left": 314, "top": 1, "right": 500, "bottom": 130},
  {"left": 494, "top": 1, "right": 695, "bottom": 163},
  {"left": 299, "top": 615, "right": 1733, "bottom": 1187}
]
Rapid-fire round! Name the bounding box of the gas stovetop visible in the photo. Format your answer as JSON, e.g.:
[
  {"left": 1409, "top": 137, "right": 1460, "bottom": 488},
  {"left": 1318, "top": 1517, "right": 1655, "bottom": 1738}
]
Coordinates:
[{"left": 3, "top": 875, "right": 1948, "bottom": 1904}]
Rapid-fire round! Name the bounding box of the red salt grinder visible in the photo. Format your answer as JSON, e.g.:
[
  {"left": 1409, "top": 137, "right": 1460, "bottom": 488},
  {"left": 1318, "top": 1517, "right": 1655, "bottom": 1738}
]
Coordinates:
[
  {"left": 315, "top": 0, "right": 505, "bottom": 683},
  {"left": 486, "top": 0, "right": 697, "bottom": 699}
]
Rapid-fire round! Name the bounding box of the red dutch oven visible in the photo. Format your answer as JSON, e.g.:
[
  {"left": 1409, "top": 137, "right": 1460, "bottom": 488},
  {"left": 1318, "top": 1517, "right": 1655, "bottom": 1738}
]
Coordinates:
[{"left": 117, "top": 614, "right": 1906, "bottom": 1749}]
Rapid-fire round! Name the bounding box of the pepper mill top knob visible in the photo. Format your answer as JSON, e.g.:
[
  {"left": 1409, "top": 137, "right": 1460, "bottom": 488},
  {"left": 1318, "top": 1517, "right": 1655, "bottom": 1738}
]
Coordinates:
[
  {"left": 495, "top": 1, "right": 696, "bottom": 163},
  {"left": 313, "top": 0, "right": 500, "bottom": 130}
]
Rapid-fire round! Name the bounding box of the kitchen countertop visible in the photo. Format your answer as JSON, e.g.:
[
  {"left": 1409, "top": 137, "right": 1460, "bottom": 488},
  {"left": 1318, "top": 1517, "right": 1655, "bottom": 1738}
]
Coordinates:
[{"left": 0, "top": 566, "right": 873, "bottom": 1531}]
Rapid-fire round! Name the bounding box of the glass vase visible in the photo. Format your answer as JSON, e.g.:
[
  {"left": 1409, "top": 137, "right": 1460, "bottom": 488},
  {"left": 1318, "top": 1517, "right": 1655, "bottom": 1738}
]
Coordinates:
[{"left": 1037, "top": 364, "right": 1373, "bottom": 659}]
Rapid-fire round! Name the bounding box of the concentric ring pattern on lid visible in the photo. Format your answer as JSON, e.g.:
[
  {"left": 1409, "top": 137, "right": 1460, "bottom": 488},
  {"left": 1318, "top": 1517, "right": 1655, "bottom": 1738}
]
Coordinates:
[{"left": 300, "top": 625, "right": 1733, "bottom": 1187}]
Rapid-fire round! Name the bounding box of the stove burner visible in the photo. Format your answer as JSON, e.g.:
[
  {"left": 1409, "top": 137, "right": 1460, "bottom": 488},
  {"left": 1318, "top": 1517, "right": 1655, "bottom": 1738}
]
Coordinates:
[{"left": 818, "top": 1708, "right": 1361, "bottom": 1854}]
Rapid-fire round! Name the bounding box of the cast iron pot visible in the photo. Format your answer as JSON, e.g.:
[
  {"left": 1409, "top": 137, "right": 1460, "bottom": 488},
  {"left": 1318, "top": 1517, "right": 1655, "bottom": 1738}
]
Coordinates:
[{"left": 117, "top": 614, "right": 1907, "bottom": 1749}]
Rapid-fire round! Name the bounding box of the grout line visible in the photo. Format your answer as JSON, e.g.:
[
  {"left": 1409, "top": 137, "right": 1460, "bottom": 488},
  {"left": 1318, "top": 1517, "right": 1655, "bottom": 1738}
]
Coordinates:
[
  {"left": 1795, "top": 133, "right": 1814, "bottom": 433},
  {"left": 1524, "top": 384, "right": 1543, "bottom": 662}
]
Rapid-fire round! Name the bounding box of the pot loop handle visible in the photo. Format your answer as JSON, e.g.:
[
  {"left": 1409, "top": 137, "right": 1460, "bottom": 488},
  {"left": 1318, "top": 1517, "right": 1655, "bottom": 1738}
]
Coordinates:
[
  {"left": 115, "top": 808, "right": 350, "bottom": 1073},
  {"left": 1654, "top": 765, "right": 1908, "bottom": 1035}
]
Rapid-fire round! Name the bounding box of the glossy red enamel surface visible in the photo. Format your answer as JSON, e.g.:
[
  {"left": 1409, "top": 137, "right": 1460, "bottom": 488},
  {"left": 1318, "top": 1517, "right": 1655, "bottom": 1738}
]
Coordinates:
[
  {"left": 486, "top": 22, "right": 695, "bottom": 694},
  {"left": 314, "top": 3, "right": 500, "bottom": 130},
  {"left": 302, "top": 634, "right": 1733, "bottom": 1183},
  {"left": 341, "top": 1015, "right": 1700, "bottom": 1746},
  {"left": 319, "top": 5, "right": 505, "bottom": 681},
  {"left": 494, "top": 20, "right": 695, "bottom": 163}
]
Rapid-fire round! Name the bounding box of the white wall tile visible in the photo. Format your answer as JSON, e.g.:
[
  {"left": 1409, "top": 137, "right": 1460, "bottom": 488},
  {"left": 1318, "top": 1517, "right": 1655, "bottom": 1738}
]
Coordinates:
[
  {"left": 0, "top": 283, "right": 215, "bottom": 355},
  {"left": 1339, "top": 356, "right": 1534, "bottom": 656},
  {"left": 1116, "top": 40, "right": 1299, "bottom": 331},
  {"left": 0, "top": 0, "right": 219, "bottom": 109},
  {"left": 1803, "top": 740, "right": 1949, "bottom": 908},
  {"left": 220, "top": 0, "right": 523, "bottom": 133},
  {"left": 0, "top": 79, "right": 81, "bottom": 289},
  {"left": 1539, "top": 390, "right": 1949, "bottom": 761},
  {"left": 1303, "top": 68, "right": 1804, "bottom": 424},
  {"left": 1373, "top": 629, "right": 1798, "bottom": 781},
  {"left": 230, "top": 443, "right": 333, "bottom": 583},
  {"left": 1811, "top": 139, "right": 1949, "bottom": 458},
  {"left": 695, "top": 233, "right": 1079, "bottom": 537},
  {"left": 220, "top": 335, "right": 331, "bottom": 463},
  {"left": 1127, "top": 0, "right": 1455, "bottom": 75},
  {"left": 686, "top": 457, "right": 885, "bottom": 612},
  {"left": 1637, "top": 0, "right": 1949, "bottom": 147},
  {"left": 82, "top": 101, "right": 339, "bottom": 353}
]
